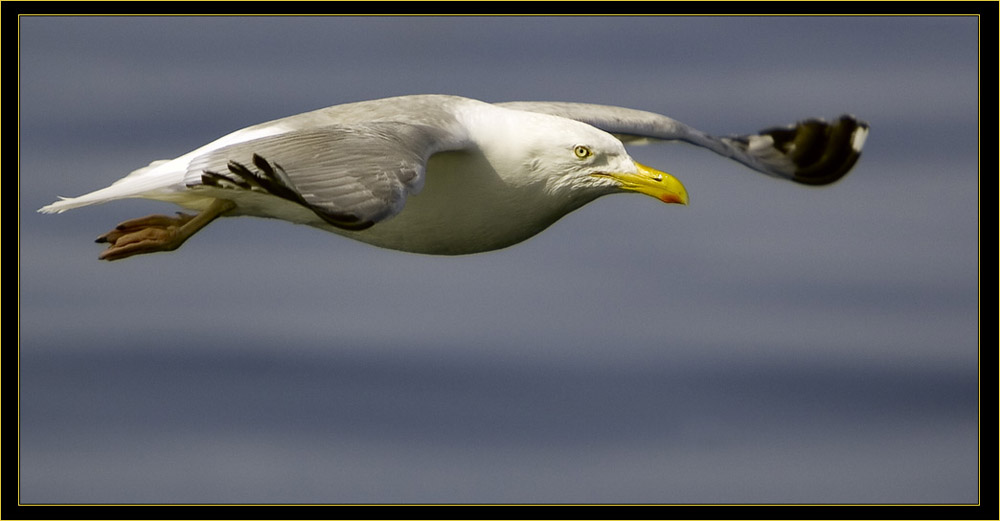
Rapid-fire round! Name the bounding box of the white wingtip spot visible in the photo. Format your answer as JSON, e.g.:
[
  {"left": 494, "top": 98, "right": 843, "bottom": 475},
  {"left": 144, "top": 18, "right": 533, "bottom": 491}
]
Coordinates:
[
  {"left": 851, "top": 126, "right": 869, "bottom": 152},
  {"left": 747, "top": 134, "right": 775, "bottom": 153}
]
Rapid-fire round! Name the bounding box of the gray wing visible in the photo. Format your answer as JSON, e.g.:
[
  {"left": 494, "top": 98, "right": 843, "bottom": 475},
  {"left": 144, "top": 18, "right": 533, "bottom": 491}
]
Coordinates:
[
  {"left": 185, "top": 122, "right": 468, "bottom": 230},
  {"left": 498, "top": 101, "right": 869, "bottom": 186}
]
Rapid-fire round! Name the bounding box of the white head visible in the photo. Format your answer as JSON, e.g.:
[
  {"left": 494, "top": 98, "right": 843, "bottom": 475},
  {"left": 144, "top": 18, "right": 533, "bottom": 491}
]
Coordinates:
[{"left": 478, "top": 108, "right": 689, "bottom": 209}]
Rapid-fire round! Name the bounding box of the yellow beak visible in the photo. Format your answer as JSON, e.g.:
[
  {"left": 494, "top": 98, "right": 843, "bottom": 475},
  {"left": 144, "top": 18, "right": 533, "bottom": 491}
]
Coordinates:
[{"left": 597, "top": 162, "right": 689, "bottom": 205}]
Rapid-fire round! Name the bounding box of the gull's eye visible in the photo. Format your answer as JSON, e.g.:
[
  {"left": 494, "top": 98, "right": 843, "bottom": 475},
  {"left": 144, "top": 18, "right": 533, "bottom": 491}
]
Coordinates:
[{"left": 574, "top": 145, "right": 593, "bottom": 159}]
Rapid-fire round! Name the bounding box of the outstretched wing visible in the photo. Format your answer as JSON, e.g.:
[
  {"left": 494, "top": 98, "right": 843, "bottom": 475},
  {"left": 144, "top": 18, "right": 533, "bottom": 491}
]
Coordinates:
[
  {"left": 498, "top": 101, "right": 869, "bottom": 186},
  {"left": 184, "top": 122, "right": 469, "bottom": 230}
]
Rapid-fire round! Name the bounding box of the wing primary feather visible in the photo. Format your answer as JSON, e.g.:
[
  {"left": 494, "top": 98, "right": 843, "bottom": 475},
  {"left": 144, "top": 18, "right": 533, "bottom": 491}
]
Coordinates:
[
  {"left": 252, "top": 153, "right": 296, "bottom": 190},
  {"left": 242, "top": 154, "right": 374, "bottom": 231},
  {"left": 756, "top": 115, "right": 869, "bottom": 185},
  {"left": 199, "top": 170, "right": 251, "bottom": 190},
  {"left": 224, "top": 160, "right": 268, "bottom": 191},
  {"left": 190, "top": 152, "right": 374, "bottom": 231}
]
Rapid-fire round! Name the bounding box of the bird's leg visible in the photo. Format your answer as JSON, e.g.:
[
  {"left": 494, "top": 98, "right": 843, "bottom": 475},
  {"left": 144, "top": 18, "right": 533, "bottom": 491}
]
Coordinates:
[{"left": 96, "top": 199, "right": 236, "bottom": 261}]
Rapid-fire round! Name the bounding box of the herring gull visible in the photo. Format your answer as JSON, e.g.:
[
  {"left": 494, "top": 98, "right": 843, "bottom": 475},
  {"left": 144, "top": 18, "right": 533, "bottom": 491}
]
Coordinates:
[{"left": 38, "top": 94, "right": 869, "bottom": 260}]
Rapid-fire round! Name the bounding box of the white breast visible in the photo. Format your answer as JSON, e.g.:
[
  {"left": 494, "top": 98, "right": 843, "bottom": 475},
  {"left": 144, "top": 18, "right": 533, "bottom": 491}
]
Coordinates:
[{"left": 332, "top": 150, "right": 571, "bottom": 255}]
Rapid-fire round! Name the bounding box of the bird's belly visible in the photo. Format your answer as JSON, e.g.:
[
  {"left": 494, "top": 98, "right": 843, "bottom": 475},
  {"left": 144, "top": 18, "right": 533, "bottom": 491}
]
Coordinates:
[
  {"left": 335, "top": 153, "right": 566, "bottom": 255},
  {"left": 338, "top": 203, "right": 557, "bottom": 255}
]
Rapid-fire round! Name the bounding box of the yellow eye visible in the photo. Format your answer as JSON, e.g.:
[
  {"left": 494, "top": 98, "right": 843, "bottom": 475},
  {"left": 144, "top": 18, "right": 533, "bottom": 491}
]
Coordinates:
[{"left": 574, "top": 145, "right": 593, "bottom": 159}]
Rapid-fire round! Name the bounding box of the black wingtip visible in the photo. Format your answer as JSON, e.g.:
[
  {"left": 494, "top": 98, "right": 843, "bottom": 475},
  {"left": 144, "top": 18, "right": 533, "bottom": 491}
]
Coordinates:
[{"left": 763, "top": 115, "right": 870, "bottom": 186}]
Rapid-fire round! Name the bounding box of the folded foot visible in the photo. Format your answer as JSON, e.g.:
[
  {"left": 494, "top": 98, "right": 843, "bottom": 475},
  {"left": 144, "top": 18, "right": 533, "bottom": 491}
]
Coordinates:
[{"left": 95, "top": 199, "right": 235, "bottom": 261}]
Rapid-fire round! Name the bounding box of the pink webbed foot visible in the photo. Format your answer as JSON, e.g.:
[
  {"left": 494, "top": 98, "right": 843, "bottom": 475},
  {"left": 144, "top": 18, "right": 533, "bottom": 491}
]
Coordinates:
[
  {"left": 94, "top": 199, "right": 235, "bottom": 261},
  {"left": 96, "top": 213, "right": 197, "bottom": 261}
]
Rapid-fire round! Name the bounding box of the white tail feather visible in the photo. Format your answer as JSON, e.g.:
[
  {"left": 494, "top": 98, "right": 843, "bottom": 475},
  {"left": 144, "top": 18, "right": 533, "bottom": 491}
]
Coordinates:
[{"left": 37, "top": 159, "right": 180, "bottom": 214}]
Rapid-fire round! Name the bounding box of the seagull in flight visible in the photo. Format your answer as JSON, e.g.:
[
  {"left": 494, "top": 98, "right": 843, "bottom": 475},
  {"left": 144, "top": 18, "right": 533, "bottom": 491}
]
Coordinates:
[{"left": 39, "top": 95, "right": 869, "bottom": 261}]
